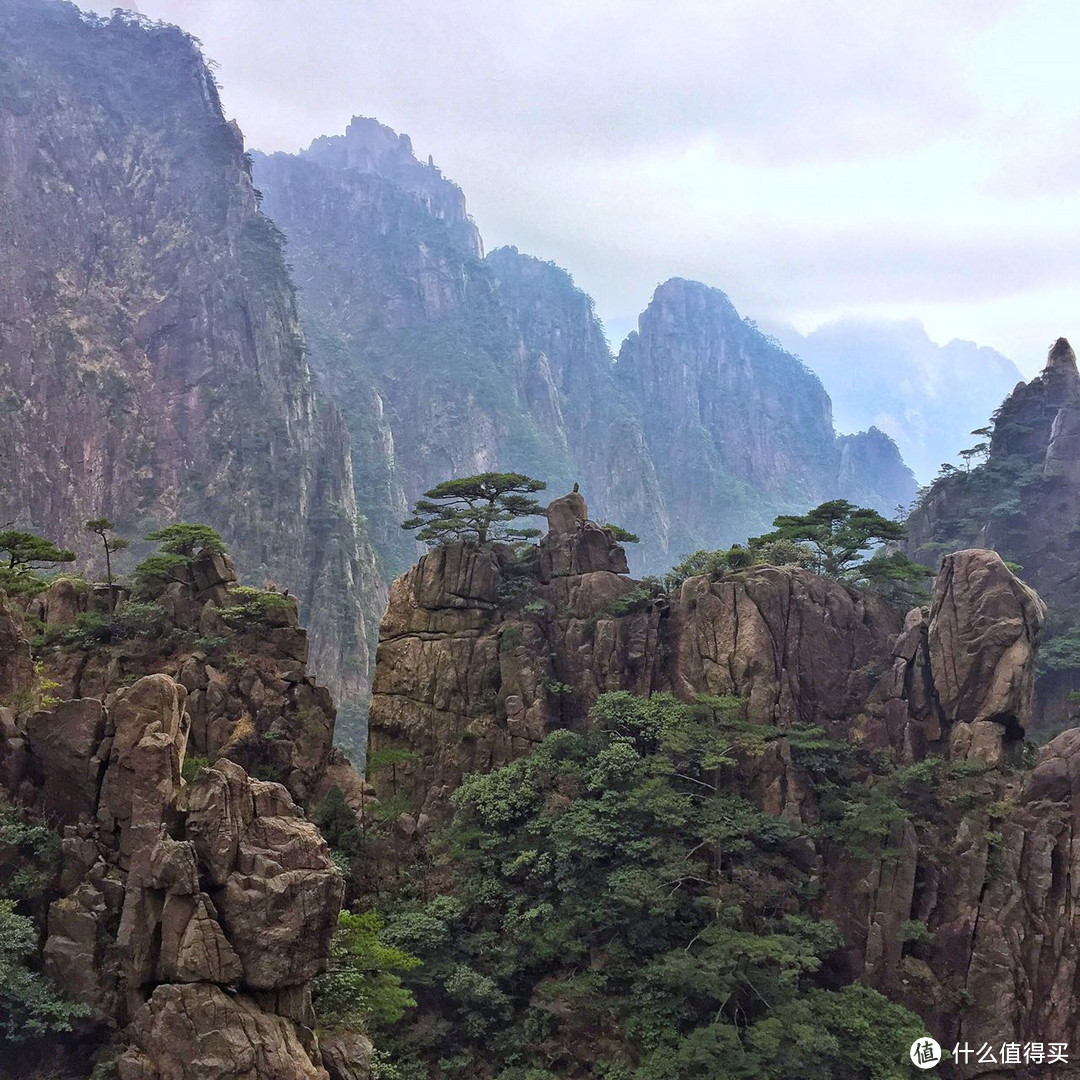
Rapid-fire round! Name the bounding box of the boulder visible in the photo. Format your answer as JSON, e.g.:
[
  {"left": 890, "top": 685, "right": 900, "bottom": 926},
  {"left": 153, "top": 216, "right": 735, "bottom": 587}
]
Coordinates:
[
  {"left": 539, "top": 492, "right": 629, "bottom": 580},
  {"left": 928, "top": 549, "right": 1044, "bottom": 735},
  {"left": 117, "top": 984, "right": 327, "bottom": 1079},
  {"left": 321, "top": 1030, "right": 373, "bottom": 1080},
  {"left": 187, "top": 762, "right": 343, "bottom": 988},
  {"left": 25, "top": 698, "right": 107, "bottom": 821}
]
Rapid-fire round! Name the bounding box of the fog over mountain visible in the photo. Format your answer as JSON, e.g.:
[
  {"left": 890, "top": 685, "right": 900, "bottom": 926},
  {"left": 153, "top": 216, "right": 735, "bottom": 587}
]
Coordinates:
[{"left": 768, "top": 318, "right": 1025, "bottom": 484}]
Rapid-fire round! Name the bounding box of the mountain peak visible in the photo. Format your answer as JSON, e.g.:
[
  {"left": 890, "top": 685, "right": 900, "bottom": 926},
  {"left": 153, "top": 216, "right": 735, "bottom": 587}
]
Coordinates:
[
  {"left": 1045, "top": 336, "right": 1077, "bottom": 373},
  {"left": 301, "top": 115, "right": 483, "bottom": 257}
]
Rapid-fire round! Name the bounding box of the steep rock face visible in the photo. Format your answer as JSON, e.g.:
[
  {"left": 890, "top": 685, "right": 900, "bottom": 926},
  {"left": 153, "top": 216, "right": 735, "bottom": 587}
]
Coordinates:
[
  {"left": 906, "top": 338, "right": 1080, "bottom": 734},
  {"left": 367, "top": 493, "right": 662, "bottom": 815},
  {"left": 255, "top": 125, "right": 915, "bottom": 585},
  {"left": 614, "top": 279, "right": 916, "bottom": 554},
  {"left": 0, "top": 575, "right": 348, "bottom": 1078},
  {"left": 304, "top": 116, "right": 483, "bottom": 258},
  {"left": 253, "top": 141, "right": 576, "bottom": 575},
  {"left": 0, "top": 0, "right": 383, "bottom": 705},
  {"left": 369, "top": 503, "right": 1071, "bottom": 1060}
]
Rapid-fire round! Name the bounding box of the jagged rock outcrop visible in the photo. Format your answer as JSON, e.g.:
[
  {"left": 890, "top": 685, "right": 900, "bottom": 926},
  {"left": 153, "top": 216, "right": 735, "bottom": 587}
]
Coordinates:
[
  {"left": 28, "top": 551, "right": 341, "bottom": 808},
  {"left": 0, "top": 584, "right": 346, "bottom": 1079},
  {"left": 906, "top": 337, "right": 1080, "bottom": 735},
  {"left": 0, "top": 0, "right": 384, "bottom": 707},
  {"left": 369, "top": 495, "right": 1070, "bottom": 1070},
  {"left": 254, "top": 127, "right": 915, "bottom": 583},
  {"left": 368, "top": 491, "right": 661, "bottom": 816},
  {"left": 304, "top": 116, "right": 483, "bottom": 258}
]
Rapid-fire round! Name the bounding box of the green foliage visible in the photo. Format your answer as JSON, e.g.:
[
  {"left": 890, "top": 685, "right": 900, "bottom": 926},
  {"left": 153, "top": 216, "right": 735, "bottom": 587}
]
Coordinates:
[
  {"left": 600, "top": 581, "right": 664, "bottom": 618},
  {"left": 313, "top": 910, "right": 420, "bottom": 1030},
  {"left": 603, "top": 523, "right": 640, "bottom": 544},
  {"left": 663, "top": 547, "right": 755, "bottom": 592},
  {"left": 0, "top": 806, "right": 60, "bottom": 911},
  {"left": 0, "top": 806, "right": 86, "bottom": 1045},
  {"left": 750, "top": 500, "right": 904, "bottom": 579},
  {"left": 132, "top": 552, "right": 190, "bottom": 591},
  {"left": 0, "top": 530, "right": 75, "bottom": 596},
  {"left": 853, "top": 551, "right": 934, "bottom": 608},
  {"left": 402, "top": 473, "right": 547, "bottom": 546},
  {"left": 143, "top": 523, "right": 226, "bottom": 557},
  {"left": 898, "top": 920, "right": 933, "bottom": 947},
  {"left": 1037, "top": 628, "right": 1080, "bottom": 674},
  {"left": 0, "top": 900, "right": 89, "bottom": 1044},
  {"left": 375, "top": 692, "right": 924, "bottom": 1077},
  {"left": 33, "top": 601, "right": 169, "bottom": 652},
  {"left": 133, "top": 523, "right": 226, "bottom": 596},
  {"left": 181, "top": 756, "right": 209, "bottom": 784},
  {"left": 1, "top": 661, "right": 61, "bottom": 714},
  {"left": 217, "top": 587, "right": 293, "bottom": 629}
]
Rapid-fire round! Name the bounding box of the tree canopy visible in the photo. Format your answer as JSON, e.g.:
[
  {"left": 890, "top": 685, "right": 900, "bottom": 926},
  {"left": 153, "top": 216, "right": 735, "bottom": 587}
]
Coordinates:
[
  {"left": 143, "top": 523, "right": 226, "bottom": 557},
  {"left": 135, "top": 523, "right": 227, "bottom": 593},
  {"left": 750, "top": 500, "right": 904, "bottom": 578},
  {"left": 370, "top": 691, "right": 925, "bottom": 1077},
  {"left": 401, "top": 472, "right": 546, "bottom": 546},
  {"left": 0, "top": 530, "right": 76, "bottom": 596}
]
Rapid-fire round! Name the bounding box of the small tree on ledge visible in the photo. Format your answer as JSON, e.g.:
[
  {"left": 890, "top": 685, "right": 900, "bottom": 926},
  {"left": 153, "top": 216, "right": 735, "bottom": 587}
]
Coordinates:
[
  {"left": 84, "top": 518, "right": 129, "bottom": 611},
  {"left": 402, "top": 473, "right": 547, "bottom": 546},
  {"left": 134, "top": 523, "right": 227, "bottom": 595}
]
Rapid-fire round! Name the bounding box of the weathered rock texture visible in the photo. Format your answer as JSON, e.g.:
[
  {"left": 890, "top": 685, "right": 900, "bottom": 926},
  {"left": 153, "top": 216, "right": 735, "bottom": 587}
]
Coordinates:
[
  {"left": 0, "top": 582, "right": 347, "bottom": 1079},
  {"left": 370, "top": 499, "right": 1072, "bottom": 1074},
  {"left": 615, "top": 278, "right": 916, "bottom": 554},
  {"left": 906, "top": 337, "right": 1080, "bottom": 735},
  {"left": 368, "top": 493, "right": 659, "bottom": 815},
  {"left": 0, "top": 0, "right": 384, "bottom": 707},
  {"left": 253, "top": 126, "right": 915, "bottom": 581}
]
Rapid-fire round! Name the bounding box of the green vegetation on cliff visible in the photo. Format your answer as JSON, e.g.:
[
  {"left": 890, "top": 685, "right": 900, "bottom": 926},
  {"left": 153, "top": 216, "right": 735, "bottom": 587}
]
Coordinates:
[{"left": 362, "top": 692, "right": 924, "bottom": 1079}]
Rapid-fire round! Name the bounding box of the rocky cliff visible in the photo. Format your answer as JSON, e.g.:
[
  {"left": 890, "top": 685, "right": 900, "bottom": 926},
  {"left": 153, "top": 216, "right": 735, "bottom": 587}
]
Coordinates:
[
  {"left": 253, "top": 124, "right": 916, "bottom": 581},
  {"left": 0, "top": 0, "right": 384, "bottom": 708},
  {"left": 0, "top": 548, "right": 369, "bottom": 1078},
  {"left": 615, "top": 279, "right": 917, "bottom": 552},
  {"left": 368, "top": 490, "right": 1080, "bottom": 1074},
  {"left": 906, "top": 337, "right": 1080, "bottom": 736}
]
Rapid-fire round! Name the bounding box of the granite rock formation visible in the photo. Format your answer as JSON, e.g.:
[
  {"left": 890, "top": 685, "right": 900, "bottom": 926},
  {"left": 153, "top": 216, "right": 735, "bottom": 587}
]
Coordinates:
[
  {"left": 369, "top": 493, "right": 1064, "bottom": 1073},
  {"left": 0, "top": 600, "right": 344, "bottom": 1077},
  {"left": 0, "top": 0, "right": 384, "bottom": 708},
  {"left": 906, "top": 337, "right": 1080, "bottom": 735}
]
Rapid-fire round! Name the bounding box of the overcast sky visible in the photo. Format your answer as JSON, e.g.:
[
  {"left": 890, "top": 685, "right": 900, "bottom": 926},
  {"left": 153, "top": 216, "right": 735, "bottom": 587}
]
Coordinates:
[{"left": 81, "top": 0, "right": 1080, "bottom": 376}]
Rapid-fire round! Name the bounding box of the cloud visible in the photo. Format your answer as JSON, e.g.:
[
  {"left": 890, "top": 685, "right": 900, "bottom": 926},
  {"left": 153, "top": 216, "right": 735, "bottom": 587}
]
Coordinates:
[
  {"left": 71, "top": 0, "right": 1079, "bottom": 368},
  {"left": 83, "top": 0, "right": 1010, "bottom": 164}
]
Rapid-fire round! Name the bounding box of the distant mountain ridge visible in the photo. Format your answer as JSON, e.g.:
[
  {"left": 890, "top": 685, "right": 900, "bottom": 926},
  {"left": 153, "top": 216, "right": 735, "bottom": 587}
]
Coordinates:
[
  {"left": 770, "top": 317, "right": 1025, "bottom": 484},
  {"left": 254, "top": 118, "right": 917, "bottom": 576}
]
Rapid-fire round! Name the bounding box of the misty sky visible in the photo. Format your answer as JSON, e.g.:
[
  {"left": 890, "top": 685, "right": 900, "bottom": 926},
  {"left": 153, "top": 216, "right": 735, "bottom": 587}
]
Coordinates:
[{"left": 80, "top": 0, "right": 1080, "bottom": 376}]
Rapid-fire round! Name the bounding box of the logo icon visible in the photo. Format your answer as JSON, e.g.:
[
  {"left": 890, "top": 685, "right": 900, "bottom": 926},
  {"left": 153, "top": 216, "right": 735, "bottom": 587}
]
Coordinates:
[{"left": 910, "top": 1037, "right": 942, "bottom": 1070}]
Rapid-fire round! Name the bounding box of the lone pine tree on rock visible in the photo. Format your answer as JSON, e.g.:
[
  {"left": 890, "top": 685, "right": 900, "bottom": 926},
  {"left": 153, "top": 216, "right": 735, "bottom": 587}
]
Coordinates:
[
  {"left": 0, "top": 530, "right": 75, "bottom": 595},
  {"left": 84, "top": 518, "right": 129, "bottom": 610},
  {"left": 402, "top": 472, "right": 547, "bottom": 546}
]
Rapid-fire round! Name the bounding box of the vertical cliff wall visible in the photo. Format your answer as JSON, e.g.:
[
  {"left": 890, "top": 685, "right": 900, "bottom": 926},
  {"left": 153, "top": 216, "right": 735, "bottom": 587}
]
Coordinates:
[
  {"left": 367, "top": 490, "right": 1073, "bottom": 1061},
  {"left": 0, "top": 0, "right": 384, "bottom": 705},
  {"left": 906, "top": 338, "right": 1080, "bottom": 734},
  {"left": 255, "top": 126, "right": 916, "bottom": 581}
]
